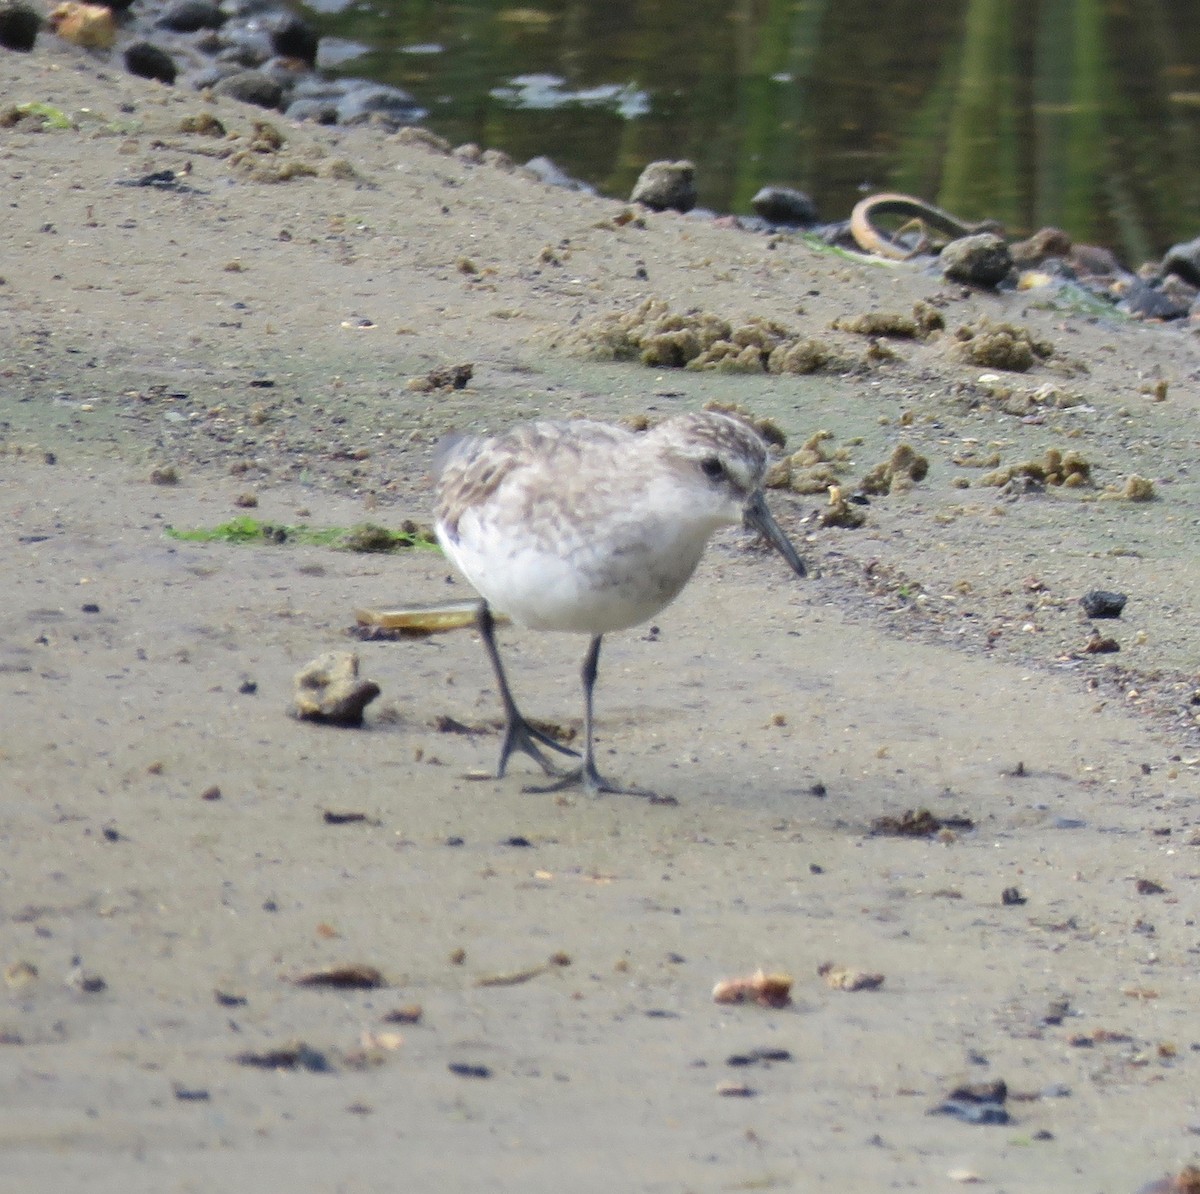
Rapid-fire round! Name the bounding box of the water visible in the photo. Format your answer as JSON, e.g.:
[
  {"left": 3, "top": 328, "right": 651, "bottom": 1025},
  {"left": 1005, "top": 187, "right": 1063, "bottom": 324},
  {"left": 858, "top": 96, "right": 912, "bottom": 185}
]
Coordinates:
[{"left": 301, "top": 0, "right": 1200, "bottom": 262}]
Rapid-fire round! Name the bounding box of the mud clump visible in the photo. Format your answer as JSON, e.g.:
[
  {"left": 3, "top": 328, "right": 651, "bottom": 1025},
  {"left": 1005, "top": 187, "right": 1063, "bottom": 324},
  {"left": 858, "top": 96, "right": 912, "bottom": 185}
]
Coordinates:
[
  {"left": 971, "top": 376, "right": 1081, "bottom": 417},
  {"left": 687, "top": 317, "right": 792, "bottom": 373},
  {"left": 764, "top": 429, "right": 853, "bottom": 494},
  {"left": 226, "top": 120, "right": 325, "bottom": 182},
  {"left": 293, "top": 651, "right": 380, "bottom": 727},
  {"left": 569, "top": 300, "right": 726, "bottom": 365},
  {"left": 339, "top": 524, "right": 403, "bottom": 553},
  {"left": 870, "top": 808, "right": 975, "bottom": 837},
  {"left": 407, "top": 362, "right": 473, "bottom": 392},
  {"left": 818, "top": 487, "right": 866, "bottom": 528},
  {"left": 565, "top": 298, "right": 847, "bottom": 374},
  {"left": 954, "top": 319, "right": 1054, "bottom": 372},
  {"left": 681, "top": 315, "right": 825, "bottom": 375},
  {"left": 859, "top": 443, "right": 929, "bottom": 495},
  {"left": 980, "top": 447, "right": 1092, "bottom": 489},
  {"left": 818, "top": 962, "right": 885, "bottom": 992},
  {"left": 179, "top": 112, "right": 226, "bottom": 136},
  {"left": 1116, "top": 474, "right": 1156, "bottom": 502},
  {"left": 766, "top": 338, "right": 833, "bottom": 374},
  {"left": 712, "top": 969, "right": 793, "bottom": 1009},
  {"left": 833, "top": 300, "right": 945, "bottom": 339}
]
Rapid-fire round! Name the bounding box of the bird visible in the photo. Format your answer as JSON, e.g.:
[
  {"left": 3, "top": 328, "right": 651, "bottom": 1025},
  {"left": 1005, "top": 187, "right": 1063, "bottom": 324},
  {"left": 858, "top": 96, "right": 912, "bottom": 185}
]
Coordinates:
[{"left": 433, "top": 410, "right": 807, "bottom": 795}]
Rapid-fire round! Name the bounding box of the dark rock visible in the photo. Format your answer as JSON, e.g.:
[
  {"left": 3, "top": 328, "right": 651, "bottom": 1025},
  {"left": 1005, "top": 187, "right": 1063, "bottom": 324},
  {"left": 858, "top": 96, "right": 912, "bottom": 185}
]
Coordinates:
[
  {"left": 948, "top": 1079, "right": 1008, "bottom": 1105},
  {"left": 213, "top": 69, "right": 284, "bottom": 110},
  {"left": 235, "top": 1043, "right": 332, "bottom": 1073},
  {"left": 1159, "top": 272, "right": 1199, "bottom": 311},
  {"left": 1161, "top": 235, "right": 1200, "bottom": 287},
  {"left": 1116, "top": 278, "right": 1190, "bottom": 321},
  {"left": 257, "top": 55, "right": 312, "bottom": 90},
  {"left": 631, "top": 159, "right": 697, "bottom": 213},
  {"left": 750, "top": 185, "right": 818, "bottom": 226},
  {"left": 448, "top": 1062, "right": 492, "bottom": 1079},
  {"left": 271, "top": 15, "right": 318, "bottom": 66},
  {"left": 284, "top": 96, "right": 340, "bottom": 125},
  {"left": 1069, "top": 242, "right": 1124, "bottom": 278},
  {"left": 1079, "top": 589, "right": 1127, "bottom": 618},
  {"left": 157, "top": 0, "right": 225, "bottom": 32},
  {"left": 1010, "top": 226, "right": 1072, "bottom": 266},
  {"left": 215, "top": 19, "right": 274, "bottom": 64},
  {"left": 816, "top": 219, "right": 856, "bottom": 250},
  {"left": 186, "top": 63, "right": 238, "bottom": 91},
  {"left": 928, "top": 1099, "right": 1009, "bottom": 1125},
  {"left": 336, "top": 83, "right": 426, "bottom": 127},
  {"left": 290, "top": 75, "right": 353, "bottom": 102},
  {"left": 928, "top": 1077, "right": 1010, "bottom": 1124},
  {"left": 940, "top": 233, "right": 1014, "bottom": 288},
  {"left": 0, "top": 1, "right": 40, "bottom": 51},
  {"left": 215, "top": 41, "right": 271, "bottom": 70},
  {"left": 125, "top": 42, "right": 177, "bottom": 85}
]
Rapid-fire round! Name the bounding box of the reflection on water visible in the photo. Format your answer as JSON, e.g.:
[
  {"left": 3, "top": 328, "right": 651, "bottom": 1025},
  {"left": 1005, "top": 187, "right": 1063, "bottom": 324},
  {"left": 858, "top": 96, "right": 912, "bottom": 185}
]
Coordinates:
[
  {"left": 302, "top": 0, "right": 1200, "bottom": 259},
  {"left": 490, "top": 75, "right": 651, "bottom": 120}
]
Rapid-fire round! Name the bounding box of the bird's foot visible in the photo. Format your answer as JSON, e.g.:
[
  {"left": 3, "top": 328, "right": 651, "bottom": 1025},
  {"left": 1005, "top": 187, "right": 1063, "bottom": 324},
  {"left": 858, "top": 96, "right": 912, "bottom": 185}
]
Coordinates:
[
  {"left": 497, "top": 714, "right": 578, "bottom": 778},
  {"left": 523, "top": 759, "right": 657, "bottom": 799}
]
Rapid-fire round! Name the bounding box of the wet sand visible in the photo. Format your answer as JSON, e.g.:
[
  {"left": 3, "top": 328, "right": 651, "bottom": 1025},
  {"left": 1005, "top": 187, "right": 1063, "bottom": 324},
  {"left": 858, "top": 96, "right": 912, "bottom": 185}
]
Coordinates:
[{"left": 2, "top": 41, "right": 1200, "bottom": 1193}]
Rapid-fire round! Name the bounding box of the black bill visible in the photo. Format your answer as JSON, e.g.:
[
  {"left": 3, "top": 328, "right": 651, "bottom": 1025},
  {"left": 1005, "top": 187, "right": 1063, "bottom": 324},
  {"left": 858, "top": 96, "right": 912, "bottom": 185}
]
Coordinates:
[{"left": 743, "top": 490, "right": 807, "bottom": 578}]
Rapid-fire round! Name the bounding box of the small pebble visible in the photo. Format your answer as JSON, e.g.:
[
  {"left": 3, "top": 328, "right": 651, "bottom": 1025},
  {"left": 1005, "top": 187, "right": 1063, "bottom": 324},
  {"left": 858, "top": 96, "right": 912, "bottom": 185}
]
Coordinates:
[
  {"left": 1080, "top": 589, "right": 1127, "bottom": 618},
  {"left": 716, "top": 1081, "right": 755, "bottom": 1097},
  {"left": 928, "top": 1099, "right": 1009, "bottom": 1125},
  {"left": 448, "top": 1062, "right": 491, "bottom": 1079}
]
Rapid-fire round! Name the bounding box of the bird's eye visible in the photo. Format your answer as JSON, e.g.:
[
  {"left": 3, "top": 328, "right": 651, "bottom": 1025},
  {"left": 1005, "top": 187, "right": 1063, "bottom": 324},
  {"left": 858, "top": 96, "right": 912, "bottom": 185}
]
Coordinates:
[{"left": 700, "top": 456, "right": 725, "bottom": 480}]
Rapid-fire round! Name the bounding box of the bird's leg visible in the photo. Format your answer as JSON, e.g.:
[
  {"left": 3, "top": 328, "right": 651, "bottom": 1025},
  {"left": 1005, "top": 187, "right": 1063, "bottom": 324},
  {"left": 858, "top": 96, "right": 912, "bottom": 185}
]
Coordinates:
[
  {"left": 525, "top": 635, "right": 657, "bottom": 798},
  {"left": 476, "top": 601, "right": 577, "bottom": 777}
]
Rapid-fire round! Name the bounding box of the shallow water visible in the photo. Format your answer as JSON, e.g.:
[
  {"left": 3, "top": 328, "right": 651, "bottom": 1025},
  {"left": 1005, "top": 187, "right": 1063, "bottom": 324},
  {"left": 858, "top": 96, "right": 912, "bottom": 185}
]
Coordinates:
[{"left": 303, "top": 0, "right": 1200, "bottom": 261}]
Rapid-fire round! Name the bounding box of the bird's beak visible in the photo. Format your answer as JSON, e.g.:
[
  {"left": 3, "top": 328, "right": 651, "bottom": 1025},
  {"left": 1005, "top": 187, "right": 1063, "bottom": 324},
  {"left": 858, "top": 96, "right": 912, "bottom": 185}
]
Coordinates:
[{"left": 744, "top": 490, "right": 806, "bottom": 578}]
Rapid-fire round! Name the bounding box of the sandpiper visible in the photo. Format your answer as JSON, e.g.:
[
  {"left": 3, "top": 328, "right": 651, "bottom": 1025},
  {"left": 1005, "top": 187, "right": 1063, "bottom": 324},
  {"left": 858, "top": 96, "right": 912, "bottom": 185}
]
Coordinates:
[{"left": 434, "top": 410, "right": 806, "bottom": 795}]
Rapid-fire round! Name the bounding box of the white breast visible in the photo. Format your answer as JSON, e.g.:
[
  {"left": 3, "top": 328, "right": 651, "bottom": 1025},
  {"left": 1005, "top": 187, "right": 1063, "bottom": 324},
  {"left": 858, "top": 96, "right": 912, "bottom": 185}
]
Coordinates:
[{"left": 439, "top": 493, "right": 723, "bottom": 635}]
